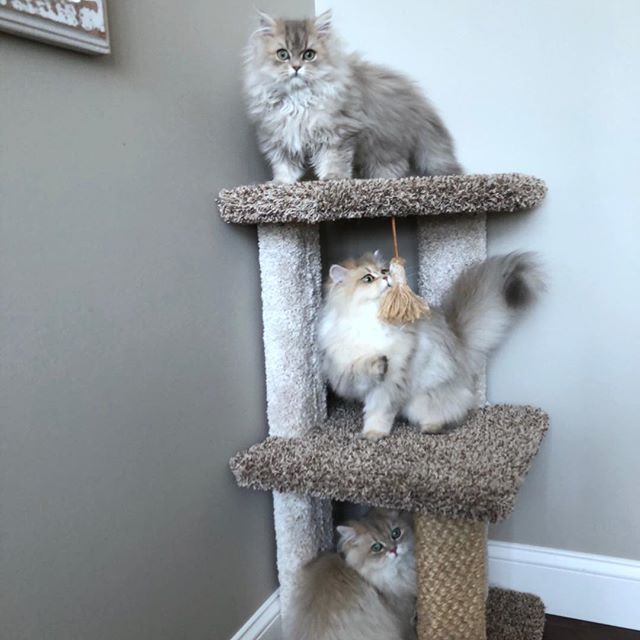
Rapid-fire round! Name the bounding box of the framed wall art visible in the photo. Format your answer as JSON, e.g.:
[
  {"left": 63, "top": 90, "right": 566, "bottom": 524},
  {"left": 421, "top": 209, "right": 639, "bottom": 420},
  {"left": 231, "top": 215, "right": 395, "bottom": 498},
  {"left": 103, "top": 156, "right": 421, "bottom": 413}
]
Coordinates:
[{"left": 0, "top": 1, "right": 110, "bottom": 54}]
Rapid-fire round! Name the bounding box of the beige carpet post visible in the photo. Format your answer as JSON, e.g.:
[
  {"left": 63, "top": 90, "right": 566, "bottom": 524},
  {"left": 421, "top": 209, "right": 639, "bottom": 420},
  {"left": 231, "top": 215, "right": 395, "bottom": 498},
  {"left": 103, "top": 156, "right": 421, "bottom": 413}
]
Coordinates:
[{"left": 416, "top": 513, "right": 488, "bottom": 640}]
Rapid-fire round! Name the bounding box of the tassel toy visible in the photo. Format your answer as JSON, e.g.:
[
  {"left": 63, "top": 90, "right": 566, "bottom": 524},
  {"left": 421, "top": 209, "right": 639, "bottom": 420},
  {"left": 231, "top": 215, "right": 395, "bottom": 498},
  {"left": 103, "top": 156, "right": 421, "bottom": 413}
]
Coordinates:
[{"left": 378, "top": 217, "right": 431, "bottom": 324}]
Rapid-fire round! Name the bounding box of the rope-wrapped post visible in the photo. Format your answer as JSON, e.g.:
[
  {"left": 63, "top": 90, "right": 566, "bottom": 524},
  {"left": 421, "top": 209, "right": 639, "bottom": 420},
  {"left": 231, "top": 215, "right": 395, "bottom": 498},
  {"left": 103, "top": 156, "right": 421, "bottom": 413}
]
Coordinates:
[{"left": 415, "top": 513, "right": 488, "bottom": 640}]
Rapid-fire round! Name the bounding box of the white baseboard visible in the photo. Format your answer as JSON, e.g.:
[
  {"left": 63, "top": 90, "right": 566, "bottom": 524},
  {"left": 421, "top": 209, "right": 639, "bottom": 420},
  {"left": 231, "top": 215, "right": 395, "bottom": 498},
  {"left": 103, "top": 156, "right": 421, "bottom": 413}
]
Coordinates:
[
  {"left": 489, "top": 540, "right": 640, "bottom": 631},
  {"left": 229, "top": 590, "right": 281, "bottom": 640}
]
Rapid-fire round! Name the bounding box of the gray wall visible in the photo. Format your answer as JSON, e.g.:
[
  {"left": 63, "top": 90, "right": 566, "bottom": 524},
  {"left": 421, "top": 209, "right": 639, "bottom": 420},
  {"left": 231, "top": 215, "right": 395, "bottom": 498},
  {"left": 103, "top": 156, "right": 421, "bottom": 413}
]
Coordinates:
[
  {"left": 318, "top": 0, "right": 640, "bottom": 560},
  {"left": 0, "top": 1, "right": 311, "bottom": 639}
]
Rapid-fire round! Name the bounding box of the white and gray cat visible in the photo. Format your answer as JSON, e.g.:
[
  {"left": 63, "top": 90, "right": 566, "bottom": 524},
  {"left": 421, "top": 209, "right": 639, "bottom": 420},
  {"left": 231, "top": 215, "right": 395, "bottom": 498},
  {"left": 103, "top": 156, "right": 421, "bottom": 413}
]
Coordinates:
[
  {"left": 318, "top": 252, "right": 544, "bottom": 440},
  {"left": 290, "top": 509, "right": 416, "bottom": 640},
  {"left": 245, "top": 11, "right": 461, "bottom": 183}
]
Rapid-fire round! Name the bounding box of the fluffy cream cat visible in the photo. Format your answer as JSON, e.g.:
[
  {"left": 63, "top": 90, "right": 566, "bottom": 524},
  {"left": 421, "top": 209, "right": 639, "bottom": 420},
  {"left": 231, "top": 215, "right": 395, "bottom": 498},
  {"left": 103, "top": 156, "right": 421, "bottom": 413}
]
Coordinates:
[
  {"left": 318, "top": 252, "right": 544, "bottom": 440},
  {"left": 244, "top": 11, "right": 461, "bottom": 182},
  {"left": 290, "top": 509, "right": 416, "bottom": 640}
]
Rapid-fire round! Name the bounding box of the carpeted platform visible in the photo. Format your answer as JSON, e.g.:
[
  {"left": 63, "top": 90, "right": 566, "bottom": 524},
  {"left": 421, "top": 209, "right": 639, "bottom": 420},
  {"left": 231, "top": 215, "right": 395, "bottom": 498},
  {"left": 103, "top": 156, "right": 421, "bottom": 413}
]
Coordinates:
[
  {"left": 218, "top": 173, "right": 546, "bottom": 224},
  {"left": 230, "top": 403, "right": 548, "bottom": 522},
  {"left": 487, "top": 588, "right": 546, "bottom": 640}
]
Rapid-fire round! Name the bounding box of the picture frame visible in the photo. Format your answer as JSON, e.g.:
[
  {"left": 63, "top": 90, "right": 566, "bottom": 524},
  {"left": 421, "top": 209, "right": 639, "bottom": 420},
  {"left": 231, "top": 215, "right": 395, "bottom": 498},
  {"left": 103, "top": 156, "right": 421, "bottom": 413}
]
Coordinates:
[{"left": 0, "top": 0, "right": 110, "bottom": 55}]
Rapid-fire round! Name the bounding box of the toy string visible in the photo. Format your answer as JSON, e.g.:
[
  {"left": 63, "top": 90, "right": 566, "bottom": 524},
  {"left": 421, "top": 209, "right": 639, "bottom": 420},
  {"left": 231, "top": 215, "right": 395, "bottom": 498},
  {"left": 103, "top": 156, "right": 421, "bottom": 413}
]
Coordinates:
[{"left": 391, "top": 217, "right": 399, "bottom": 259}]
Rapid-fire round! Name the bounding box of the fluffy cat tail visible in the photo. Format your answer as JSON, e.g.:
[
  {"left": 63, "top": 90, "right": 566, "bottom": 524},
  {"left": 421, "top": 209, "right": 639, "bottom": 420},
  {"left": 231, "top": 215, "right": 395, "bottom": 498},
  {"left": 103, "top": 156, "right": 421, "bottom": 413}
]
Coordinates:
[{"left": 442, "top": 252, "right": 545, "bottom": 369}]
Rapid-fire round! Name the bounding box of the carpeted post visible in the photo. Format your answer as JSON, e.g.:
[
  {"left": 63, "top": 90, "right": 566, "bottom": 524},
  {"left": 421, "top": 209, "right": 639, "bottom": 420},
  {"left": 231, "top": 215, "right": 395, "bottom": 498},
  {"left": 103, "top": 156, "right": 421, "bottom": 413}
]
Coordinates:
[
  {"left": 417, "top": 214, "right": 487, "bottom": 400},
  {"left": 416, "top": 513, "right": 488, "bottom": 640},
  {"left": 257, "top": 224, "right": 332, "bottom": 638},
  {"left": 416, "top": 215, "right": 487, "bottom": 306},
  {"left": 257, "top": 224, "right": 326, "bottom": 437}
]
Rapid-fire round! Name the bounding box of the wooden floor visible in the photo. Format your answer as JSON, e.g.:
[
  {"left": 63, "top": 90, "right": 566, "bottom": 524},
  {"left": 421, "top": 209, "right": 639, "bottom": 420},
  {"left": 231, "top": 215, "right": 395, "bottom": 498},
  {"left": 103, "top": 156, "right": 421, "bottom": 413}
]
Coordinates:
[{"left": 544, "top": 616, "right": 640, "bottom": 639}]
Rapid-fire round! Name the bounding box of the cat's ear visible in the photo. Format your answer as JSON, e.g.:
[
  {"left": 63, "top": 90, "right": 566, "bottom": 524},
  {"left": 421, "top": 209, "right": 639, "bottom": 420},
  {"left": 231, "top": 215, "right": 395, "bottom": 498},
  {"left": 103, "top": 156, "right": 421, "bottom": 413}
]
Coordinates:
[
  {"left": 314, "top": 10, "right": 332, "bottom": 36},
  {"left": 373, "top": 249, "right": 384, "bottom": 263},
  {"left": 336, "top": 525, "right": 357, "bottom": 544},
  {"left": 256, "top": 9, "right": 277, "bottom": 35},
  {"left": 329, "top": 264, "right": 348, "bottom": 284}
]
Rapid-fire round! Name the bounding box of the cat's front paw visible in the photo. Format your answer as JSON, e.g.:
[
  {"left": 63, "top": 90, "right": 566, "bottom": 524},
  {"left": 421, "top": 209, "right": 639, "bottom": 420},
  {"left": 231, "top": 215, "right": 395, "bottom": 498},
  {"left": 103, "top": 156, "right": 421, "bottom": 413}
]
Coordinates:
[
  {"left": 320, "top": 173, "right": 350, "bottom": 181},
  {"left": 420, "top": 422, "right": 445, "bottom": 434},
  {"left": 369, "top": 355, "right": 388, "bottom": 382},
  {"left": 269, "top": 177, "right": 298, "bottom": 184},
  {"left": 360, "top": 429, "right": 388, "bottom": 442}
]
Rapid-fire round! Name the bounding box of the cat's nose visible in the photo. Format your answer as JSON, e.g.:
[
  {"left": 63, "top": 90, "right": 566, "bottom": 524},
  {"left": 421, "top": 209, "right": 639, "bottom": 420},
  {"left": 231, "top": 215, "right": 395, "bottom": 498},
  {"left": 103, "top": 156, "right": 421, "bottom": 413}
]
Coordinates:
[
  {"left": 292, "top": 64, "right": 301, "bottom": 73},
  {"left": 389, "top": 547, "right": 398, "bottom": 556}
]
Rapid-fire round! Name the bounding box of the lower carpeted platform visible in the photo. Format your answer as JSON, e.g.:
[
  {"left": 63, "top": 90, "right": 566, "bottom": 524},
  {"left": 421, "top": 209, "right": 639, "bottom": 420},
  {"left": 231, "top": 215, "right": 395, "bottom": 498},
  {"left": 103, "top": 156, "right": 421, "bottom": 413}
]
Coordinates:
[
  {"left": 487, "top": 588, "right": 546, "bottom": 640},
  {"left": 230, "top": 403, "right": 548, "bottom": 522}
]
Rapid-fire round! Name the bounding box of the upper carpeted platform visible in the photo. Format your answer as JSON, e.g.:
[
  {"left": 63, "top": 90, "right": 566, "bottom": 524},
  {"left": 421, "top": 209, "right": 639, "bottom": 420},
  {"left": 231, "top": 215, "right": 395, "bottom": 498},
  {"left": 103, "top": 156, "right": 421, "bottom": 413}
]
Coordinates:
[
  {"left": 230, "top": 403, "right": 548, "bottom": 522},
  {"left": 217, "top": 173, "right": 546, "bottom": 225}
]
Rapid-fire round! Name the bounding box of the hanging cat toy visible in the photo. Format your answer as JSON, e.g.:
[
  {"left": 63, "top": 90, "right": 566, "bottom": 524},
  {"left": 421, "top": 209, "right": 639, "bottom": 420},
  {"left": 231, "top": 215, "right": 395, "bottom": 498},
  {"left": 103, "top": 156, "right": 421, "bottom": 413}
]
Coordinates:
[{"left": 378, "top": 216, "right": 431, "bottom": 324}]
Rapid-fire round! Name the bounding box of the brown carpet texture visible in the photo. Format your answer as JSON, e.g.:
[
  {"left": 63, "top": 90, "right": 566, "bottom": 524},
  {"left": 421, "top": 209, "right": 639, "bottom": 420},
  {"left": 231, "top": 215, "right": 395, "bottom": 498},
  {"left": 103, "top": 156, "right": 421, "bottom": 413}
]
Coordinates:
[
  {"left": 217, "top": 173, "right": 547, "bottom": 225},
  {"left": 487, "top": 588, "right": 546, "bottom": 640},
  {"left": 229, "top": 403, "right": 548, "bottom": 522}
]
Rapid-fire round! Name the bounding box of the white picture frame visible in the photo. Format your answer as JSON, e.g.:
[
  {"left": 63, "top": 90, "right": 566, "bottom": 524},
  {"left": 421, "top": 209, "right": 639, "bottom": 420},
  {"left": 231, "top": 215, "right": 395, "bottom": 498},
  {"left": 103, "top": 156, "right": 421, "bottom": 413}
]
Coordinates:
[{"left": 0, "top": 0, "right": 110, "bottom": 55}]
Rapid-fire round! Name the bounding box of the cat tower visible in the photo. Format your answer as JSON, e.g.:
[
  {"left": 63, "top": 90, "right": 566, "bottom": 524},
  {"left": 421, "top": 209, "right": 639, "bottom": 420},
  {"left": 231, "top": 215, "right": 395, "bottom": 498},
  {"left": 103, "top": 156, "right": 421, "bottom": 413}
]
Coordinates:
[{"left": 218, "top": 173, "right": 549, "bottom": 640}]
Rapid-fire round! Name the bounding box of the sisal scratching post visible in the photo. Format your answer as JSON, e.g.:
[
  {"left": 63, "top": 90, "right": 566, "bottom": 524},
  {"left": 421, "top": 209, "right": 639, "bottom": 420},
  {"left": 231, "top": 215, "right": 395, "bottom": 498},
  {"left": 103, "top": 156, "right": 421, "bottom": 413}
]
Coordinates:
[
  {"left": 416, "top": 513, "right": 488, "bottom": 640},
  {"left": 257, "top": 224, "right": 332, "bottom": 637}
]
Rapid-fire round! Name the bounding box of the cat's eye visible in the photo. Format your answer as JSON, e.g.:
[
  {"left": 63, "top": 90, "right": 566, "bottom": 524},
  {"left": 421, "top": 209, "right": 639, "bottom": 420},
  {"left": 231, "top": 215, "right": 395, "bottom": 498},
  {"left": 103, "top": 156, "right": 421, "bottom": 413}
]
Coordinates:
[
  {"left": 276, "top": 49, "right": 290, "bottom": 61},
  {"left": 303, "top": 49, "right": 317, "bottom": 61},
  {"left": 391, "top": 527, "right": 402, "bottom": 540},
  {"left": 370, "top": 542, "right": 384, "bottom": 553},
  {"left": 361, "top": 274, "right": 375, "bottom": 283}
]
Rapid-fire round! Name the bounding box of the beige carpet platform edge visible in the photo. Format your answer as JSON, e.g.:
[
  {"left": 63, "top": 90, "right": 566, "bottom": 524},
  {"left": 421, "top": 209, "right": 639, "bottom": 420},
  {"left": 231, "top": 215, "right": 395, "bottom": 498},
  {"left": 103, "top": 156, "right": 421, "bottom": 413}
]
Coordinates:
[
  {"left": 230, "top": 403, "right": 549, "bottom": 523},
  {"left": 218, "top": 173, "right": 547, "bottom": 224},
  {"left": 486, "top": 588, "right": 546, "bottom": 640}
]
